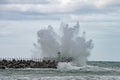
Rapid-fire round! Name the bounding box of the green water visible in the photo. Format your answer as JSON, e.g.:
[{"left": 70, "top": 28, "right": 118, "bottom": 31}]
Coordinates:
[{"left": 0, "top": 61, "right": 120, "bottom": 80}]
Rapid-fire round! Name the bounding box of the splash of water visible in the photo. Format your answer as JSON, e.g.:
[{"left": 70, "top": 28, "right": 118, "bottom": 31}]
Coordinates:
[{"left": 33, "top": 22, "right": 93, "bottom": 66}]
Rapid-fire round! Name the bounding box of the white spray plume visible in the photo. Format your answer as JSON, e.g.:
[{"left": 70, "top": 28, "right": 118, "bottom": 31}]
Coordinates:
[{"left": 33, "top": 22, "right": 93, "bottom": 66}]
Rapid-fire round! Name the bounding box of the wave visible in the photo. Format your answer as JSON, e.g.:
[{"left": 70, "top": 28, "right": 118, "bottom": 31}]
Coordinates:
[
  {"left": 1, "top": 62, "right": 120, "bottom": 80},
  {"left": 57, "top": 62, "right": 115, "bottom": 71},
  {"left": 0, "top": 75, "right": 120, "bottom": 80}
]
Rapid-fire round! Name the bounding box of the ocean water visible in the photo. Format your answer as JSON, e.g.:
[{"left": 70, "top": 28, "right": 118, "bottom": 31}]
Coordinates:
[{"left": 0, "top": 61, "right": 120, "bottom": 80}]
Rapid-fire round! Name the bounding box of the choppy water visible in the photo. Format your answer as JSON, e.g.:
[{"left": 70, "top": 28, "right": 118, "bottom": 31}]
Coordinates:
[{"left": 0, "top": 61, "right": 120, "bottom": 80}]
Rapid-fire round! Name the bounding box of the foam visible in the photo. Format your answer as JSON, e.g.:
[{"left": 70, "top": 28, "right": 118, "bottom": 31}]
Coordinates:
[
  {"left": 57, "top": 62, "right": 116, "bottom": 72},
  {"left": 1, "top": 75, "right": 120, "bottom": 80}
]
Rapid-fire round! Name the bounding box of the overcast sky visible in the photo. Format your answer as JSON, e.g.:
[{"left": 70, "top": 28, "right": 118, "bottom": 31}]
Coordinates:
[{"left": 0, "top": 0, "right": 120, "bottom": 61}]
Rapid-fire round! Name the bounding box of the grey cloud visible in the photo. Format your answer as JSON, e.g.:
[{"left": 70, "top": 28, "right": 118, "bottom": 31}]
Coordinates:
[
  {"left": 72, "top": 2, "right": 120, "bottom": 15},
  {"left": 0, "top": 9, "right": 119, "bottom": 22},
  {"left": 106, "top": 0, "right": 120, "bottom": 7},
  {"left": 0, "top": 0, "right": 50, "bottom": 4},
  {"left": 0, "top": 25, "right": 12, "bottom": 37},
  {"left": 74, "top": 8, "right": 119, "bottom": 15},
  {"left": 0, "top": 0, "right": 119, "bottom": 21},
  {"left": 0, "top": 11, "right": 61, "bottom": 20},
  {"left": 0, "top": 0, "right": 8, "bottom": 4}
]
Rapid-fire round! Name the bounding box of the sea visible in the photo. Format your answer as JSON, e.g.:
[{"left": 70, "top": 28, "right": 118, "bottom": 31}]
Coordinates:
[{"left": 0, "top": 61, "right": 120, "bottom": 80}]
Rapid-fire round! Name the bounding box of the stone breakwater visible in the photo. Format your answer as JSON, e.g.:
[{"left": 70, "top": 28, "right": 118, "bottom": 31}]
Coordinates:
[
  {"left": 0, "top": 57, "right": 73, "bottom": 69},
  {"left": 0, "top": 58, "right": 58, "bottom": 69}
]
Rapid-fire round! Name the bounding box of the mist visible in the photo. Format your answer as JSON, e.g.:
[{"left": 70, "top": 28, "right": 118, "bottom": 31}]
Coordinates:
[{"left": 33, "top": 22, "right": 93, "bottom": 66}]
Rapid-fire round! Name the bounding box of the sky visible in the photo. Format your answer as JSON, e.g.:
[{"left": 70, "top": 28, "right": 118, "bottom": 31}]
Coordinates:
[{"left": 0, "top": 0, "right": 120, "bottom": 61}]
